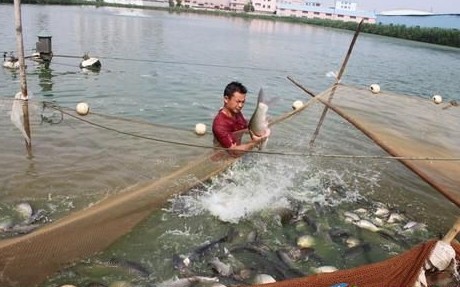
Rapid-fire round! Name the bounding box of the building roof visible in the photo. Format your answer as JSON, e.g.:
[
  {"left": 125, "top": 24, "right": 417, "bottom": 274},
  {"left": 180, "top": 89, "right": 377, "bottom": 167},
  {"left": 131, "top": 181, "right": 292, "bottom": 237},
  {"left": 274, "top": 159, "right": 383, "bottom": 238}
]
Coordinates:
[
  {"left": 277, "top": 3, "right": 375, "bottom": 18},
  {"left": 378, "top": 9, "right": 434, "bottom": 16}
]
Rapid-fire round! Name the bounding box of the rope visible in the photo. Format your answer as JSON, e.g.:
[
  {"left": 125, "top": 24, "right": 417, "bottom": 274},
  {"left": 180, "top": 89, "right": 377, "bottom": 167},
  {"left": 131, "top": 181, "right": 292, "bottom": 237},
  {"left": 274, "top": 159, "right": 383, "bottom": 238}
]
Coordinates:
[
  {"left": 42, "top": 101, "right": 460, "bottom": 161},
  {"left": 57, "top": 105, "right": 195, "bottom": 133},
  {"left": 52, "top": 54, "right": 288, "bottom": 73}
]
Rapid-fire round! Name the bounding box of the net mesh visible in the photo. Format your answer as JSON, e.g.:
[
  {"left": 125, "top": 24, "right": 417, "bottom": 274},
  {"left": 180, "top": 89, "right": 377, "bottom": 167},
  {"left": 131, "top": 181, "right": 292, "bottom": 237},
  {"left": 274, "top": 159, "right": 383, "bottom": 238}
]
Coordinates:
[
  {"left": 0, "top": 95, "right": 315, "bottom": 286},
  {"left": 313, "top": 84, "right": 460, "bottom": 206},
  {"left": 0, "top": 97, "right": 236, "bottom": 286},
  {"left": 249, "top": 240, "right": 460, "bottom": 287}
]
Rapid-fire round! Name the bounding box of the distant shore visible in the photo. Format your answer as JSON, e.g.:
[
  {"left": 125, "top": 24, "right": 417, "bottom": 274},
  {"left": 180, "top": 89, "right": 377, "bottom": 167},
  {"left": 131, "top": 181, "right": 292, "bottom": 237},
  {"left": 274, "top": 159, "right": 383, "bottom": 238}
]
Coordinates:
[{"left": 1, "top": 0, "right": 459, "bottom": 48}]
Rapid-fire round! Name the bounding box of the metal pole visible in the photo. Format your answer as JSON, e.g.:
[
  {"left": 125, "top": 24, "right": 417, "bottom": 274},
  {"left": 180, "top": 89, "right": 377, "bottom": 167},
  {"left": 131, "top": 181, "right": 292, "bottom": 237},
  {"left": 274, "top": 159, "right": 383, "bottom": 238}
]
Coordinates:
[{"left": 14, "top": 0, "right": 32, "bottom": 156}]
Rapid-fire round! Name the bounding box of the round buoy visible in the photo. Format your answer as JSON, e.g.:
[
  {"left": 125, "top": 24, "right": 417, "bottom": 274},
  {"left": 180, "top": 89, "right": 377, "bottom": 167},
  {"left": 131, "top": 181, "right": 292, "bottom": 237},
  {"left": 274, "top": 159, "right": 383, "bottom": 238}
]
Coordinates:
[
  {"left": 432, "top": 95, "right": 442, "bottom": 104},
  {"left": 76, "top": 102, "right": 90, "bottom": 116},
  {"left": 80, "top": 57, "right": 101, "bottom": 70},
  {"left": 292, "top": 100, "right": 304, "bottom": 110},
  {"left": 195, "top": 123, "right": 206, "bottom": 135},
  {"left": 370, "top": 84, "right": 381, "bottom": 94},
  {"left": 253, "top": 274, "right": 276, "bottom": 284}
]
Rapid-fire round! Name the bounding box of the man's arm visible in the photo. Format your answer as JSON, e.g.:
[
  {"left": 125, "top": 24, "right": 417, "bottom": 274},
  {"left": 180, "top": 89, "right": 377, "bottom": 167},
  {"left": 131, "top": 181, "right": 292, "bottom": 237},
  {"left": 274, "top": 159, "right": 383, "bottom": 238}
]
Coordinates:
[{"left": 228, "top": 128, "right": 271, "bottom": 157}]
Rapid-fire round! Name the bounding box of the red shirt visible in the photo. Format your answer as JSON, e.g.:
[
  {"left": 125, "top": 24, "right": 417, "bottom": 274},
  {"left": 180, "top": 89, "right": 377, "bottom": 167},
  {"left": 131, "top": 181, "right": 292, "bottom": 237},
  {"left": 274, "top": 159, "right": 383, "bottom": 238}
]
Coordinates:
[{"left": 212, "top": 109, "right": 248, "bottom": 148}]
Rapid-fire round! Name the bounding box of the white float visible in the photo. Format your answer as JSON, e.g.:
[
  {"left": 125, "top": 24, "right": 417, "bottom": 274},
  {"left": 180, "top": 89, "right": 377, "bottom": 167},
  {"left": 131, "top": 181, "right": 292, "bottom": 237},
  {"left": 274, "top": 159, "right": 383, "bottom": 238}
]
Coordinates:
[
  {"left": 292, "top": 100, "right": 304, "bottom": 110},
  {"left": 80, "top": 57, "right": 101, "bottom": 70},
  {"left": 253, "top": 274, "right": 276, "bottom": 284},
  {"left": 432, "top": 94, "right": 442, "bottom": 104},
  {"left": 3, "top": 52, "right": 21, "bottom": 69},
  {"left": 195, "top": 123, "right": 206, "bottom": 135},
  {"left": 2, "top": 60, "right": 20, "bottom": 69},
  {"left": 76, "top": 102, "right": 90, "bottom": 116},
  {"left": 370, "top": 84, "right": 381, "bottom": 94},
  {"left": 312, "top": 266, "right": 338, "bottom": 274}
]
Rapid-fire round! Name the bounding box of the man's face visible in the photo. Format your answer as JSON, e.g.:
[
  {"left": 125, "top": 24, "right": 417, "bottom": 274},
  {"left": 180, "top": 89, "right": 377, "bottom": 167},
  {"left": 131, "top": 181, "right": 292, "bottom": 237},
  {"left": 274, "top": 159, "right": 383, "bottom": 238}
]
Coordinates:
[{"left": 224, "top": 92, "right": 246, "bottom": 115}]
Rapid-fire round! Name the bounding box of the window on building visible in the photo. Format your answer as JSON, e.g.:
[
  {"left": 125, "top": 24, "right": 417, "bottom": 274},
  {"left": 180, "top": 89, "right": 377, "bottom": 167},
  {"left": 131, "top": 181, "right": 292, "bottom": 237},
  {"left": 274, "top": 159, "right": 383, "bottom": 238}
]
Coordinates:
[
  {"left": 314, "top": 11, "right": 319, "bottom": 15},
  {"left": 338, "top": 14, "right": 343, "bottom": 17},
  {"left": 350, "top": 16, "right": 356, "bottom": 19},
  {"left": 326, "top": 13, "right": 331, "bottom": 16}
]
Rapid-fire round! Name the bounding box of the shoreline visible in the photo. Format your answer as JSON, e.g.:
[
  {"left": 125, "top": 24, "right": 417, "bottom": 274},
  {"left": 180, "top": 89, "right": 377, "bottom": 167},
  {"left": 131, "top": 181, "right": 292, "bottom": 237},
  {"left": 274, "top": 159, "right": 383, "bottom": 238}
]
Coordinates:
[{"left": 0, "top": 0, "right": 459, "bottom": 48}]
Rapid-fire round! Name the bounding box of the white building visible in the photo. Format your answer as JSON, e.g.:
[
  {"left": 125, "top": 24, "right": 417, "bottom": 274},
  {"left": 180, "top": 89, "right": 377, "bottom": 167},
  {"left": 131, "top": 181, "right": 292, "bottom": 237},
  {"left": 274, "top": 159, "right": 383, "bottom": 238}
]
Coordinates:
[
  {"left": 276, "top": 3, "right": 376, "bottom": 24},
  {"left": 183, "top": 0, "right": 229, "bottom": 9},
  {"left": 252, "top": 0, "right": 277, "bottom": 13},
  {"left": 335, "top": 0, "right": 357, "bottom": 11},
  {"left": 93, "top": 0, "right": 376, "bottom": 23}
]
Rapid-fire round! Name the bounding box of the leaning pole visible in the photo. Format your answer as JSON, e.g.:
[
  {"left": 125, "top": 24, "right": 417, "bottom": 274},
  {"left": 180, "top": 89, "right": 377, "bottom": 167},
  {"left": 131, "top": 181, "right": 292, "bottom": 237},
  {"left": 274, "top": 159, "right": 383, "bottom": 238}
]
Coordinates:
[{"left": 14, "top": 0, "right": 32, "bottom": 156}]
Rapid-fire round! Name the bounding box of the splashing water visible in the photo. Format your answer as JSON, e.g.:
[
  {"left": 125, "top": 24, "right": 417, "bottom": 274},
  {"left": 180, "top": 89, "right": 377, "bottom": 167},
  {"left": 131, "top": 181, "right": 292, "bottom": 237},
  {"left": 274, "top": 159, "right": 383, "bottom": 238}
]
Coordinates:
[{"left": 168, "top": 154, "right": 381, "bottom": 223}]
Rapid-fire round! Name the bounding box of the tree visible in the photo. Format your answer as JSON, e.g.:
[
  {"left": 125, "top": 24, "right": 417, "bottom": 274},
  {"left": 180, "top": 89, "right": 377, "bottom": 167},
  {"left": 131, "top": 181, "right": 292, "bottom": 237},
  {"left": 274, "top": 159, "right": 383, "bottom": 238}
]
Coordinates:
[{"left": 243, "top": 1, "right": 254, "bottom": 12}]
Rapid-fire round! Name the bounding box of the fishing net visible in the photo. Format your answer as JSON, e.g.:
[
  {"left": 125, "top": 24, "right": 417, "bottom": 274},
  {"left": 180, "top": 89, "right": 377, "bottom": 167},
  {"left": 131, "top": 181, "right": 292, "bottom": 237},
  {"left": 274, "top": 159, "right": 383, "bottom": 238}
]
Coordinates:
[
  {"left": 0, "top": 97, "right": 238, "bottom": 286},
  {"left": 0, "top": 81, "right": 459, "bottom": 287},
  {"left": 309, "top": 84, "right": 460, "bottom": 206},
  {"left": 245, "top": 82, "right": 460, "bottom": 287},
  {"left": 250, "top": 239, "right": 460, "bottom": 287},
  {"left": 0, "top": 94, "right": 316, "bottom": 286}
]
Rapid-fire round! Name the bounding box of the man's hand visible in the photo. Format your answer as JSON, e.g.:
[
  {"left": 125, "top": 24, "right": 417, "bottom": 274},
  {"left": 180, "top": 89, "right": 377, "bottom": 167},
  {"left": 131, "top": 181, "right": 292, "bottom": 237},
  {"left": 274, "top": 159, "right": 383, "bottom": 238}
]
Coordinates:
[
  {"left": 250, "top": 128, "right": 271, "bottom": 142},
  {"left": 227, "top": 129, "right": 271, "bottom": 157}
]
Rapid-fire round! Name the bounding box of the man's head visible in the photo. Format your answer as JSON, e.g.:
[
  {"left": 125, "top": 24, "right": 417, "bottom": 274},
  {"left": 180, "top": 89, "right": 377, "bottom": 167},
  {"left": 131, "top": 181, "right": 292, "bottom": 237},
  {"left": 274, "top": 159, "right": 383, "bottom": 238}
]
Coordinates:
[{"left": 223, "top": 81, "right": 247, "bottom": 115}]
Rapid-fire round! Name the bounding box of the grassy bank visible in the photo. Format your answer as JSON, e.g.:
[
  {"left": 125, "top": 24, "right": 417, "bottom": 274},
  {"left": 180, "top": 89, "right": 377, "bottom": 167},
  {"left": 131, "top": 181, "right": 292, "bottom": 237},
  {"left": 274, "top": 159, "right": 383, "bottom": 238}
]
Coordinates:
[{"left": 1, "top": 0, "right": 459, "bottom": 48}]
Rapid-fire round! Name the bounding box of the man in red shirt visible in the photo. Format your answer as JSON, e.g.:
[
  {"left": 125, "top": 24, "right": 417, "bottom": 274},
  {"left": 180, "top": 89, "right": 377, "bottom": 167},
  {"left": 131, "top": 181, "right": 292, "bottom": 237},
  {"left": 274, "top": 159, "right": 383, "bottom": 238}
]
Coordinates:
[{"left": 212, "top": 81, "right": 269, "bottom": 155}]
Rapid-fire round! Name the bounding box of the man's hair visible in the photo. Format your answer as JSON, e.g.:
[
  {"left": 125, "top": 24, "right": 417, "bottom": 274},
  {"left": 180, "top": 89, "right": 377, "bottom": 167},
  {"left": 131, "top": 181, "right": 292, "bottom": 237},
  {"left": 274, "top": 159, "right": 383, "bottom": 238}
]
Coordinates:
[{"left": 223, "top": 81, "right": 247, "bottom": 98}]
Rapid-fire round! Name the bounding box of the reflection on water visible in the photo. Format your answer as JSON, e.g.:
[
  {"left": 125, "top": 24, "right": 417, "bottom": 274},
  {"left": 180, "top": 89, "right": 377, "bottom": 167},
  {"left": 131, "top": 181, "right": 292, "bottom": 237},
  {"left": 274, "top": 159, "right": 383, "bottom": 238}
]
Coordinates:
[{"left": 37, "top": 65, "right": 53, "bottom": 95}]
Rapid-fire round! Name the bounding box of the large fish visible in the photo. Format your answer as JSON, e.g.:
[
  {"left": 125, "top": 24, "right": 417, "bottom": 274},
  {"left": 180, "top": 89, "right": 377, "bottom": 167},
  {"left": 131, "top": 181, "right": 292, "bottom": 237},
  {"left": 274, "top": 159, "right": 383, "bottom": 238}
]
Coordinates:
[
  {"left": 248, "top": 88, "right": 269, "bottom": 150},
  {"left": 10, "top": 92, "right": 30, "bottom": 145},
  {"left": 173, "top": 227, "right": 239, "bottom": 272}
]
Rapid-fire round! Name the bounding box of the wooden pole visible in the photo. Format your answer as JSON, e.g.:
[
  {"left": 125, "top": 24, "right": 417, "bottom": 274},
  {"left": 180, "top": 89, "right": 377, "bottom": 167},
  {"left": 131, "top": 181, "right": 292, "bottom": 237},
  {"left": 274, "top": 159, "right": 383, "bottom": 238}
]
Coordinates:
[
  {"left": 442, "top": 217, "right": 460, "bottom": 243},
  {"left": 309, "top": 20, "right": 364, "bottom": 149},
  {"left": 14, "top": 0, "right": 32, "bottom": 156}
]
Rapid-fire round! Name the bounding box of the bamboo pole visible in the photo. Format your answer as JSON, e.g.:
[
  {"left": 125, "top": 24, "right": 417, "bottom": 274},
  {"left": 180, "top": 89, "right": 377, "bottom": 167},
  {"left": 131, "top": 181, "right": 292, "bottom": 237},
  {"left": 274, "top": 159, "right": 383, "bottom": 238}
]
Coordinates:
[
  {"left": 442, "top": 217, "right": 460, "bottom": 243},
  {"left": 14, "top": 0, "right": 32, "bottom": 156},
  {"left": 309, "top": 19, "right": 364, "bottom": 149}
]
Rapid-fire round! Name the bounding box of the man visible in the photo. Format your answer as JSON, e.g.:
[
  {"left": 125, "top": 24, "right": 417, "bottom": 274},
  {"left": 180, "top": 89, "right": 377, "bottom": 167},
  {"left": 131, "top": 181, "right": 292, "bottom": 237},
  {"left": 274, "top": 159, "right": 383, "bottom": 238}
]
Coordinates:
[{"left": 212, "top": 81, "right": 269, "bottom": 155}]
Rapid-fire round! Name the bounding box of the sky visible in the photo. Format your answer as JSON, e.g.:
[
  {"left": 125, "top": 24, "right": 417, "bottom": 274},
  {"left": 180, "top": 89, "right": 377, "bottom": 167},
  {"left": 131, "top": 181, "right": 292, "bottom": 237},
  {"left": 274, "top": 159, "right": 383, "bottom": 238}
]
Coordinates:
[{"left": 333, "top": 0, "right": 460, "bottom": 14}]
